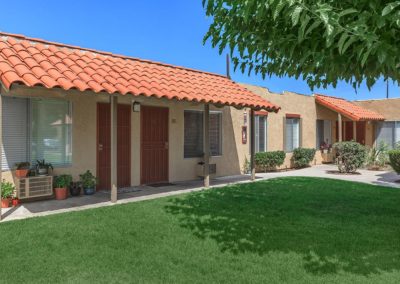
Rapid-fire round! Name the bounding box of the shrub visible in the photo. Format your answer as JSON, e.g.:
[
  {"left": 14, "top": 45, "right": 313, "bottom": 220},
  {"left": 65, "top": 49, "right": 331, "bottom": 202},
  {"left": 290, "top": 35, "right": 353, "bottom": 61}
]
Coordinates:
[
  {"left": 292, "top": 148, "right": 316, "bottom": 168},
  {"left": 333, "top": 141, "right": 366, "bottom": 173},
  {"left": 388, "top": 149, "right": 400, "bottom": 174},
  {"left": 366, "top": 142, "right": 389, "bottom": 170},
  {"left": 255, "top": 151, "right": 286, "bottom": 172}
]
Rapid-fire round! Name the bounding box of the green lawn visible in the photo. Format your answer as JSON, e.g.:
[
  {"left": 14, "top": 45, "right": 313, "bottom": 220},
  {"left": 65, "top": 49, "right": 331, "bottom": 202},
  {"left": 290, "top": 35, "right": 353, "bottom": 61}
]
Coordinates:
[{"left": 1, "top": 177, "right": 400, "bottom": 283}]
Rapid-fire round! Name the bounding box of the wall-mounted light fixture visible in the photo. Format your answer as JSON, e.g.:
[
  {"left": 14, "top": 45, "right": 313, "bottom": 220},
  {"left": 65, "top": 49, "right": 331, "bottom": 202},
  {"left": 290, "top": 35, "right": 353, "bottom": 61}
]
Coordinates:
[{"left": 132, "top": 101, "right": 141, "bottom": 112}]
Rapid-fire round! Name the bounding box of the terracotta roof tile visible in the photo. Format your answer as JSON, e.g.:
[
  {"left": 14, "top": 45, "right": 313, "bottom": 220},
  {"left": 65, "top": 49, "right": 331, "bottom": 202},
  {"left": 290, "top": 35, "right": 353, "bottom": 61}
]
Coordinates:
[
  {"left": 315, "top": 94, "right": 384, "bottom": 121},
  {"left": 0, "top": 32, "right": 279, "bottom": 112}
]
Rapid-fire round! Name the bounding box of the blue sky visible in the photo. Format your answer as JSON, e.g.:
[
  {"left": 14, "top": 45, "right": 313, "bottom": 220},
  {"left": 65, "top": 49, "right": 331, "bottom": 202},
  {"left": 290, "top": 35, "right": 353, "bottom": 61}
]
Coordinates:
[{"left": 1, "top": 0, "right": 398, "bottom": 100}]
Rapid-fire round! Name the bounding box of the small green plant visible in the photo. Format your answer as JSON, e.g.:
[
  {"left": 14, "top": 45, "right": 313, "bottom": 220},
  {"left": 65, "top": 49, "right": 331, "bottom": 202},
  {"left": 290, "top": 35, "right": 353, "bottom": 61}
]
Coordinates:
[
  {"left": 79, "top": 170, "right": 97, "bottom": 189},
  {"left": 255, "top": 151, "right": 286, "bottom": 172},
  {"left": 36, "top": 159, "right": 53, "bottom": 170},
  {"left": 54, "top": 175, "right": 73, "bottom": 188},
  {"left": 1, "top": 179, "right": 15, "bottom": 199},
  {"left": 14, "top": 162, "right": 30, "bottom": 170},
  {"left": 366, "top": 142, "right": 389, "bottom": 170},
  {"left": 242, "top": 156, "right": 251, "bottom": 174},
  {"left": 333, "top": 141, "right": 366, "bottom": 173},
  {"left": 292, "top": 148, "right": 316, "bottom": 168},
  {"left": 388, "top": 149, "right": 400, "bottom": 174}
]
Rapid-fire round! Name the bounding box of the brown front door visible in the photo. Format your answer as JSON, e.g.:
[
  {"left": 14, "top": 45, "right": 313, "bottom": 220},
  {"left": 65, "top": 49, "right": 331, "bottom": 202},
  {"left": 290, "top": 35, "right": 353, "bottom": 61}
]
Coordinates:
[
  {"left": 356, "top": 121, "right": 366, "bottom": 145},
  {"left": 97, "top": 103, "right": 131, "bottom": 191},
  {"left": 141, "top": 106, "right": 169, "bottom": 184},
  {"left": 345, "top": 121, "right": 354, "bottom": 141}
]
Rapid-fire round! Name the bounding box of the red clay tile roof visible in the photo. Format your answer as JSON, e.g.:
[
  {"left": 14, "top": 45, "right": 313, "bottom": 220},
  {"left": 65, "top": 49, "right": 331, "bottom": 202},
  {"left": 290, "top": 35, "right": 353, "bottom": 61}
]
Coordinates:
[
  {"left": 0, "top": 32, "right": 280, "bottom": 112},
  {"left": 315, "top": 94, "right": 385, "bottom": 121}
]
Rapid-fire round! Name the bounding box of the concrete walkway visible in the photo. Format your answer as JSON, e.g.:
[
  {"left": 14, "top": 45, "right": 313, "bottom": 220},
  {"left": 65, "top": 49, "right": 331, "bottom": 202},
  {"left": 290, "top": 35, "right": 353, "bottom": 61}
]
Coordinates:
[{"left": 1, "top": 165, "right": 399, "bottom": 222}]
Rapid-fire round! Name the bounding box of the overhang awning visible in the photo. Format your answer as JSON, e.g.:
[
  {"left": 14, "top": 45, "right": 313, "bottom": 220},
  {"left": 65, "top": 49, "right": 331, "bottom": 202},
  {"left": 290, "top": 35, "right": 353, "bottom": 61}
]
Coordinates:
[
  {"left": 315, "top": 94, "right": 385, "bottom": 121},
  {"left": 0, "top": 32, "right": 280, "bottom": 112}
]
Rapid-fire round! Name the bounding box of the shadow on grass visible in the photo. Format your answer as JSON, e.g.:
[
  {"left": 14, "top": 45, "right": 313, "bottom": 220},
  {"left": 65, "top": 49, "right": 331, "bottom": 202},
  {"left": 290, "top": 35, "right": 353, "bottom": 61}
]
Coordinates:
[{"left": 165, "top": 177, "right": 400, "bottom": 276}]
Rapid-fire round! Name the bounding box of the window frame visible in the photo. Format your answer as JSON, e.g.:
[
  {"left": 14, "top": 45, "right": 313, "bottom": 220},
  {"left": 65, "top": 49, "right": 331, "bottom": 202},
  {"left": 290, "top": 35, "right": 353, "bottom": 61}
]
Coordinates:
[
  {"left": 183, "top": 109, "right": 223, "bottom": 159},
  {"left": 375, "top": 120, "right": 400, "bottom": 149},
  {"left": 285, "top": 117, "right": 300, "bottom": 153},
  {"left": 1, "top": 96, "right": 73, "bottom": 171},
  {"left": 255, "top": 115, "right": 267, "bottom": 153}
]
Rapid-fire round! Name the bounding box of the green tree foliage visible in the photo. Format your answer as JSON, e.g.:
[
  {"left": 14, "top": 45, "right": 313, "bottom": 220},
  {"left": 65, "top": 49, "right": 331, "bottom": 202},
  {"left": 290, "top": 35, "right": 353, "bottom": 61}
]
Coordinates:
[{"left": 203, "top": 0, "right": 400, "bottom": 89}]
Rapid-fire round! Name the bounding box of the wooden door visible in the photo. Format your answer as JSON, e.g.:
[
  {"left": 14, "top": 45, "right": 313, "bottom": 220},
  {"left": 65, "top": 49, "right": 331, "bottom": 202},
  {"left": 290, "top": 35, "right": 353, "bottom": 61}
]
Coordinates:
[
  {"left": 345, "top": 121, "right": 354, "bottom": 141},
  {"left": 97, "top": 103, "right": 131, "bottom": 191},
  {"left": 356, "top": 121, "right": 366, "bottom": 145},
  {"left": 141, "top": 106, "right": 169, "bottom": 184}
]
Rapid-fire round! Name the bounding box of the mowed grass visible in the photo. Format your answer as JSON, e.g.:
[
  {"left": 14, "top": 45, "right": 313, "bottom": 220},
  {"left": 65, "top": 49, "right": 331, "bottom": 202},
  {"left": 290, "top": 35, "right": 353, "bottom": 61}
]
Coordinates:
[{"left": 1, "top": 177, "right": 400, "bottom": 283}]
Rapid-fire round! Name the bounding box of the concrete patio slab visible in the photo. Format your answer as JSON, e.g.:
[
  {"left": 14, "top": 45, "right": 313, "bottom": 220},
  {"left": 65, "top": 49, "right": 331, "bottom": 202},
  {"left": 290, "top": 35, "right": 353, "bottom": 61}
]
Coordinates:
[{"left": 1, "top": 164, "right": 399, "bottom": 222}]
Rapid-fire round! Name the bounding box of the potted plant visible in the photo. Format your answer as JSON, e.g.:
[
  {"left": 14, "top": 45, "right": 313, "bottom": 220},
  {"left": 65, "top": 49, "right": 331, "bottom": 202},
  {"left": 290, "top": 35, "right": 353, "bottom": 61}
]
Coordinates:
[
  {"left": 69, "top": 181, "right": 82, "bottom": 197},
  {"left": 35, "top": 159, "right": 53, "bottom": 176},
  {"left": 1, "top": 179, "right": 15, "bottom": 208},
  {"left": 79, "top": 170, "right": 97, "bottom": 195},
  {"left": 14, "top": 162, "right": 30, "bottom": 178},
  {"left": 12, "top": 194, "right": 20, "bottom": 207},
  {"left": 53, "top": 174, "right": 72, "bottom": 200}
]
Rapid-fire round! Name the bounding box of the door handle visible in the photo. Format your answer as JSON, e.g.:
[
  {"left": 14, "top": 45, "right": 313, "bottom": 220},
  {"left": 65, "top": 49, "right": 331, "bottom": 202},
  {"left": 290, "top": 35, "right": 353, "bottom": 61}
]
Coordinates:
[{"left": 99, "top": 144, "right": 103, "bottom": 151}]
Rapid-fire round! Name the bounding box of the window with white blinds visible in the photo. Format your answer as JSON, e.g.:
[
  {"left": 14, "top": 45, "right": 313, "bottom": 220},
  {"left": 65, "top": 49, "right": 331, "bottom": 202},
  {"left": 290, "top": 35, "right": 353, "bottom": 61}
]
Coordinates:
[
  {"left": 255, "top": 115, "right": 267, "bottom": 153},
  {"left": 316, "top": 119, "right": 332, "bottom": 148},
  {"left": 1, "top": 97, "right": 72, "bottom": 171},
  {"left": 184, "top": 110, "right": 222, "bottom": 158},
  {"left": 285, "top": 118, "right": 300, "bottom": 152},
  {"left": 1, "top": 97, "right": 29, "bottom": 170},
  {"left": 376, "top": 121, "right": 400, "bottom": 148}
]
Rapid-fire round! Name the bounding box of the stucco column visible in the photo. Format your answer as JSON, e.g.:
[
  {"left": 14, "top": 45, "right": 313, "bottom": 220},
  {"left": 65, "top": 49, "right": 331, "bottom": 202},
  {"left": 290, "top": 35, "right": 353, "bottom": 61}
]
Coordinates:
[
  {"left": 203, "top": 104, "right": 210, "bottom": 188},
  {"left": 250, "top": 109, "right": 256, "bottom": 181},
  {"left": 110, "top": 95, "right": 118, "bottom": 203},
  {"left": 338, "top": 113, "right": 343, "bottom": 142}
]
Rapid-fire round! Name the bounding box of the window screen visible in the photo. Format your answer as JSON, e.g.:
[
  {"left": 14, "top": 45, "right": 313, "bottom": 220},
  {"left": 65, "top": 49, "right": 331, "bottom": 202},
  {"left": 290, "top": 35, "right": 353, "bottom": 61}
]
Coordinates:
[
  {"left": 1, "top": 97, "right": 29, "bottom": 170},
  {"left": 255, "top": 115, "right": 267, "bottom": 153},
  {"left": 376, "top": 121, "right": 400, "bottom": 148},
  {"left": 285, "top": 118, "right": 300, "bottom": 152},
  {"left": 1, "top": 97, "right": 72, "bottom": 171},
  {"left": 184, "top": 110, "right": 222, "bottom": 158}
]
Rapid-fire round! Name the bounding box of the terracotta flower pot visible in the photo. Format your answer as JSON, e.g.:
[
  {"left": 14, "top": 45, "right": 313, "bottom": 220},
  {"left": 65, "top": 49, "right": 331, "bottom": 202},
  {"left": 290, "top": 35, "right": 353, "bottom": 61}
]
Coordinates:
[
  {"left": 15, "top": 169, "right": 29, "bottom": 178},
  {"left": 12, "top": 198, "right": 20, "bottom": 207},
  {"left": 1, "top": 198, "right": 11, "bottom": 208},
  {"left": 54, "top": 187, "right": 68, "bottom": 200}
]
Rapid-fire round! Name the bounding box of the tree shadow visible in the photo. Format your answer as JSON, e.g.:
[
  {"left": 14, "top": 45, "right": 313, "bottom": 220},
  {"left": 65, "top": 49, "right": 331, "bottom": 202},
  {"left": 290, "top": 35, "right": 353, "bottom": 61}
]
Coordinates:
[{"left": 164, "top": 177, "right": 400, "bottom": 276}]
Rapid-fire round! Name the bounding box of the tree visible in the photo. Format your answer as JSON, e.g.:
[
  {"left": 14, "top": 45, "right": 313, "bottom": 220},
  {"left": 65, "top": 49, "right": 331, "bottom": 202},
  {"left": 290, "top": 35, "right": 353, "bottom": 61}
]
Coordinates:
[{"left": 203, "top": 0, "right": 400, "bottom": 89}]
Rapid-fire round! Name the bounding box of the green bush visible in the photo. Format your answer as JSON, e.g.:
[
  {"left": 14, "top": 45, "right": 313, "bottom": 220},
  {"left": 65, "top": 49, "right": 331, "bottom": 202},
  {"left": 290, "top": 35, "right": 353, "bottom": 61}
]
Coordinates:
[
  {"left": 54, "top": 174, "right": 73, "bottom": 188},
  {"left": 255, "top": 151, "right": 286, "bottom": 172},
  {"left": 388, "top": 149, "right": 400, "bottom": 174},
  {"left": 366, "top": 142, "right": 389, "bottom": 169},
  {"left": 333, "top": 141, "right": 366, "bottom": 173},
  {"left": 292, "top": 148, "right": 316, "bottom": 168}
]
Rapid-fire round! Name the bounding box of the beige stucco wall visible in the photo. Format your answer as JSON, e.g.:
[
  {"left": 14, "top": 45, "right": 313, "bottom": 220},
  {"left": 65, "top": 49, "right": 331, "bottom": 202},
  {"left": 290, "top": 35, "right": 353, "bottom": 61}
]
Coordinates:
[
  {"left": 241, "top": 84, "right": 334, "bottom": 168},
  {"left": 1, "top": 85, "right": 249, "bottom": 186}
]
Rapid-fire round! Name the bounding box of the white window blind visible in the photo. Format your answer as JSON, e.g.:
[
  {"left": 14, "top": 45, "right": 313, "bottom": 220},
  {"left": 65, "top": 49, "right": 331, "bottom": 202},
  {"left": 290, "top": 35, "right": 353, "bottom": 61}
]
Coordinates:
[
  {"left": 1, "top": 97, "right": 72, "bottom": 171},
  {"left": 316, "top": 119, "right": 332, "bottom": 148},
  {"left": 184, "top": 110, "right": 222, "bottom": 158},
  {"left": 285, "top": 118, "right": 300, "bottom": 152},
  {"left": 255, "top": 115, "right": 267, "bottom": 153},
  {"left": 1, "top": 97, "right": 29, "bottom": 170},
  {"left": 30, "top": 99, "right": 72, "bottom": 166},
  {"left": 376, "top": 121, "right": 400, "bottom": 148}
]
